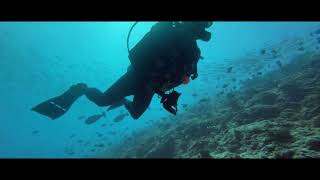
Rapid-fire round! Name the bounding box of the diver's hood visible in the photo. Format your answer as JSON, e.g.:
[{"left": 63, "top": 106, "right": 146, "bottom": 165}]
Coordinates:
[
  {"left": 197, "top": 30, "right": 211, "bottom": 42},
  {"left": 180, "top": 21, "right": 213, "bottom": 41},
  {"left": 196, "top": 21, "right": 213, "bottom": 41},
  {"left": 197, "top": 21, "right": 213, "bottom": 29}
]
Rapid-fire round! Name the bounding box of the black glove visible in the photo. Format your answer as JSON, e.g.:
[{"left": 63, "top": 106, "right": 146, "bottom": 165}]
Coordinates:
[
  {"left": 160, "top": 90, "right": 181, "bottom": 115},
  {"left": 190, "top": 73, "right": 198, "bottom": 80}
]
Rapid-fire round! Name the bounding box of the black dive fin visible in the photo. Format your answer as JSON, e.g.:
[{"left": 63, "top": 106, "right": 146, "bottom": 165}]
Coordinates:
[{"left": 31, "top": 83, "right": 87, "bottom": 120}]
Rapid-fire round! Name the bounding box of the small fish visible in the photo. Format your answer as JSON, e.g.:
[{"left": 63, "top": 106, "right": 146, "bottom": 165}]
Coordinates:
[
  {"left": 276, "top": 60, "right": 283, "bottom": 69},
  {"left": 95, "top": 144, "right": 105, "bottom": 148},
  {"left": 297, "top": 47, "right": 305, "bottom": 51},
  {"left": 260, "top": 49, "right": 266, "bottom": 55},
  {"left": 192, "top": 93, "right": 198, "bottom": 97},
  {"left": 217, "top": 91, "right": 224, "bottom": 96},
  {"left": 226, "top": 67, "right": 233, "bottom": 73},
  {"left": 32, "top": 130, "right": 39, "bottom": 135},
  {"left": 85, "top": 112, "right": 106, "bottom": 125},
  {"left": 2, "top": 31, "right": 9, "bottom": 36},
  {"left": 54, "top": 56, "right": 62, "bottom": 62},
  {"left": 101, "top": 124, "right": 107, "bottom": 127},
  {"left": 77, "top": 140, "right": 83, "bottom": 143},
  {"left": 199, "top": 98, "right": 209, "bottom": 103},
  {"left": 222, "top": 84, "right": 229, "bottom": 88},
  {"left": 66, "top": 151, "right": 75, "bottom": 155},
  {"left": 182, "top": 104, "right": 188, "bottom": 108},
  {"left": 113, "top": 112, "right": 129, "bottom": 122},
  {"left": 96, "top": 132, "right": 103, "bottom": 137},
  {"left": 257, "top": 72, "right": 262, "bottom": 75},
  {"left": 78, "top": 115, "right": 86, "bottom": 120},
  {"left": 298, "top": 41, "right": 304, "bottom": 46},
  {"left": 109, "top": 131, "right": 117, "bottom": 135}
]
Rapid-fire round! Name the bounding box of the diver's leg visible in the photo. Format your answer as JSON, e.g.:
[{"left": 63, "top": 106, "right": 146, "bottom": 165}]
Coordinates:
[
  {"left": 84, "top": 88, "right": 108, "bottom": 106},
  {"left": 124, "top": 85, "right": 155, "bottom": 119},
  {"left": 84, "top": 71, "right": 136, "bottom": 107}
]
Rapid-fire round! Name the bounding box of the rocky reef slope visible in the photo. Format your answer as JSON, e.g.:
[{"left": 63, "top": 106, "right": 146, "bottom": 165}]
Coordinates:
[{"left": 108, "top": 52, "right": 320, "bottom": 159}]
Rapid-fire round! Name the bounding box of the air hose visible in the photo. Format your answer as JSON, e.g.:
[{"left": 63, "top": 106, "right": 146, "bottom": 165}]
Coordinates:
[{"left": 126, "top": 21, "right": 139, "bottom": 54}]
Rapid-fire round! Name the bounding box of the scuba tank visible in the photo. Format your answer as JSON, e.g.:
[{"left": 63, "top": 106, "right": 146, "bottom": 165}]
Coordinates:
[
  {"left": 127, "top": 21, "right": 183, "bottom": 53},
  {"left": 126, "top": 22, "right": 177, "bottom": 75}
]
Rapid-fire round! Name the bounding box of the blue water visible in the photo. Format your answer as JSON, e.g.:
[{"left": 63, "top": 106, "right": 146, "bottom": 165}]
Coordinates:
[{"left": 0, "top": 22, "right": 319, "bottom": 158}]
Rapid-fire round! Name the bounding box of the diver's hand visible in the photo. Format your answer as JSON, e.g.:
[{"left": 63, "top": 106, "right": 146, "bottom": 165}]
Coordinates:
[
  {"left": 163, "top": 101, "right": 178, "bottom": 115},
  {"left": 190, "top": 73, "right": 198, "bottom": 80},
  {"left": 160, "top": 94, "right": 167, "bottom": 103},
  {"left": 160, "top": 94, "right": 176, "bottom": 115},
  {"left": 160, "top": 90, "right": 181, "bottom": 115}
]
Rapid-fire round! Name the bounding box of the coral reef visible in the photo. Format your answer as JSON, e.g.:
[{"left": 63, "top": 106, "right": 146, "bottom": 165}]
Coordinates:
[{"left": 106, "top": 50, "right": 320, "bottom": 159}]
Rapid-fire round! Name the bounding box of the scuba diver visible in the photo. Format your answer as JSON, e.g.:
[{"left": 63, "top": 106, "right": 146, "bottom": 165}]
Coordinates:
[{"left": 31, "top": 21, "right": 213, "bottom": 120}]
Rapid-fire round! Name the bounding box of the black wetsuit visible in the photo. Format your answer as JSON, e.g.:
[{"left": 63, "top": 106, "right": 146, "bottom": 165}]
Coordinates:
[{"left": 84, "top": 22, "right": 202, "bottom": 119}]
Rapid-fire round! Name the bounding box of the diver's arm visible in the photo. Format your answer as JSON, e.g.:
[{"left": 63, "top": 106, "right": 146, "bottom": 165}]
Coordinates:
[
  {"left": 190, "top": 64, "right": 198, "bottom": 80},
  {"left": 188, "top": 45, "right": 201, "bottom": 80},
  {"left": 153, "top": 88, "right": 165, "bottom": 97},
  {"left": 189, "top": 61, "right": 199, "bottom": 80}
]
